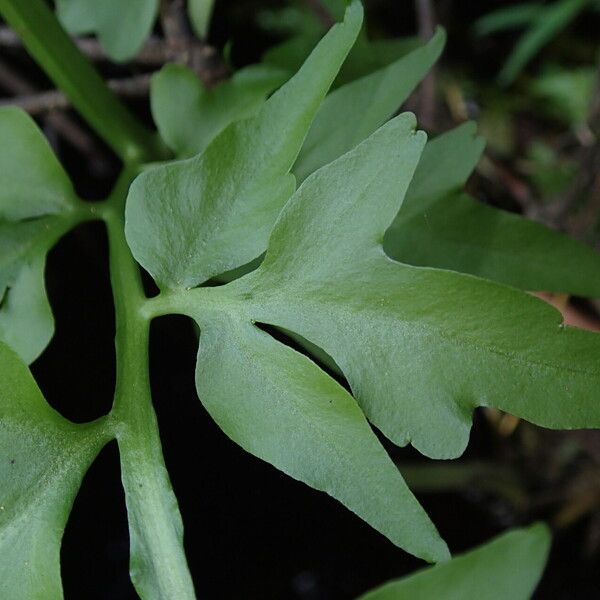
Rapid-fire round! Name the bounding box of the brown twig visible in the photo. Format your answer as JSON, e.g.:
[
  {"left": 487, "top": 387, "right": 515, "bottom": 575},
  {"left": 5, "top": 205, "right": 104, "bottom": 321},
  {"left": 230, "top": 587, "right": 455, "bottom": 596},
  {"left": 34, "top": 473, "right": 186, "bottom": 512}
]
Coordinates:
[
  {"left": 0, "top": 58, "right": 30, "bottom": 95},
  {"left": 0, "top": 57, "right": 96, "bottom": 154},
  {"left": 160, "top": 0, "right": 228, "bottom": 88},
  {"left": 0, "top": 74, "right": 152, "bottom": 115},
  {"left": 0, "top": 26, "right": 169, "bottom": 65},
  {"left": 477, "top": 154, "right": 538, "bottom": 212},
  {"left": 415, "top": 0, "right": 437, "bottom": 130}
]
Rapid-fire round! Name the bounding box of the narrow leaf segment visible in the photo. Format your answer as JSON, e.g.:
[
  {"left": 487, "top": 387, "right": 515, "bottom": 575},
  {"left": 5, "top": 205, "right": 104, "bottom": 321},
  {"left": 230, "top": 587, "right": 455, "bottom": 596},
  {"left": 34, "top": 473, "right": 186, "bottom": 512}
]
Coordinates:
[{"left": 196, "top": 313, "right": 448, "bottom": 562}]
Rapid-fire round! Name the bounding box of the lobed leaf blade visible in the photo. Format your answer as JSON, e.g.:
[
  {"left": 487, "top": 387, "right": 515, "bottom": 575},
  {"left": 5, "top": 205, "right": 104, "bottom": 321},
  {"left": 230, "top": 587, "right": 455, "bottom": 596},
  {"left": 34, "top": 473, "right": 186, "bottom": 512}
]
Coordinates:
[
  {"left": 126, "top": 1, "right": 364, "bottom": 290},
  {"left": 219, "top": 114, "right": 600, "bottom": 459},
  {"left": 194, "top": 313, "right": 449, "bottom": 563}
]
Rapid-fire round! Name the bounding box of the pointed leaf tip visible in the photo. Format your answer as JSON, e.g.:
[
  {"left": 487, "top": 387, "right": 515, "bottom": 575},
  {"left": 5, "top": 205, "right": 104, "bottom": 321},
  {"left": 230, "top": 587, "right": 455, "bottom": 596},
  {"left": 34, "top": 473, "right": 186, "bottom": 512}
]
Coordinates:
[{"left": 126, "top": 0, "right": 363, "bottom": 289}]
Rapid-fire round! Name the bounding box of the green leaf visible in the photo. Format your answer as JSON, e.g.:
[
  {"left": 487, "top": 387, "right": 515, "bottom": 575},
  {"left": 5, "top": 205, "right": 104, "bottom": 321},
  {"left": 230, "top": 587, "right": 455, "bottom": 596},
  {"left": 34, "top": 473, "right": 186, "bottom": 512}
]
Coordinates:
[
  {"left": 530, "top": 65, "right": 595, "bottom": 126},
  {"left": 260, "top": 0, "right": 423, "bottom": 89},
  {"left": 358, "top": 523, "right": 551, "bottom": 600},
  {"left": 149, "top": 113, "right": 449, "bottom": 562},
  {"left": 201, "top": 114, "right": 600, "bottom": 460},
  {"left": 0, "top": 108, "right": 80, "bottom": 362},
  {"left": 385, "top": 122, "right": 600, "bottom": 296},
  {"left": 264, "top": 33, "right": 422, "bottom": 90},
  {"left": 474, "top": 3, "right": 544, "bottom": 36},
  {"left": 56, "top": 0, "right": 159, "bottom": 62},
  {"left": 294, "top": 27, "right": 445, "bottom": 183},
  {"left": 391, "top": 121, "right": 485, "bottom": 221},
  {"left": 388, "top": 191, "right": 600, "bottom": 296},
  {"left": 126, "top": 1, "right": 364, "bottom": 290},
  {"left": 0, "top": 107, "right": 77, "bottom": 221},
  {"left": 188, "top": 0, "right": 214, "bottom": 38},
  {"left": 364, "top": 37, "right": 423, "bottom": 66},
  {"left": 335, "top": 36, "right": 425, "bottom": 88},
  {"left": 262, "top": 33, "right": 322, "bottom": 75},
  {"left": 125, "top": 7, "right": 600, "bottom": 567},
  {"left": 214, "top": 32, "right": 444, "bottom": 279},
  {"left": 0, "top": 224, "right": 54, "bottom": 364},
  {"left": 497, "top": 0, "right": 590, "bottom": 86},
  {"left": 0, "top": 341, "right": 110, "bottom": 599},
  {"left": 194, "top": 313, "right": 448, "bottom": 563},
  {"left": 151, "top": 63, "right": 287, "bottom": 158}
]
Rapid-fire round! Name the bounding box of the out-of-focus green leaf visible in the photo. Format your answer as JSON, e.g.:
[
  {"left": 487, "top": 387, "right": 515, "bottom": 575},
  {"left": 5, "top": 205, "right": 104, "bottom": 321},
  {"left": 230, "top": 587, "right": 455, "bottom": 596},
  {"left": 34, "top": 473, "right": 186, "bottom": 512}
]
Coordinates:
[
  {"left": 388, "top": 190, "right": 600, "bottom": 296},
  {"left": 0, "top": 341, "right": 110, "bottom": 599},
  {"left": 358, "top": 523, "right": 551, "bottom": 600},
  {"left": 259, "top": 0, "right": 419, "bottom": 86},
  {"left": 151, "top": 63, "right": 286, "bottom": 158},
  {"left": 0, "top": 108, "right": 80, "bottom": 362},
  {"left": 194, "top": 313, "right": 448, "bottom": 563},
  {"left": 385, "top": 122, "right": 600, "bottom": 296},
  {"left": 257, "top": 7, "right": 323, "bottom": 37},
  {"left": 497, "top": 0, "right": 590, "bottom": 86},
  {"left": 530, "top": 65, "right": 595, "bottom": 126},
  {"left": 526, "top": 141, "right": 577, "bottom": 198},
  {"left": 477, "top": 104, "right": 517, "bottom": 157},
  {"left": 258, "top": 0, "right": 346, "bottom": 38},
  {"left": 126, "top": 1, "right": 363, "bottom": 289},
  {"left": 264, "top": 33, "right": 422, "bottom": 89},
  {"left": 294, "top": 28, "right": 445, "bottom": 182},
  {"left": 336, "top": 36, "right": 423, "bottom": 87},
  {"left": 188, "top": 0, "right": 214, "bottom": 38},
  {"left": 262, "top": 32, "right": 321, "bottom": 74},
  {"left": 474, "top": 3, "right": 544, "bottom": 36},
  {"left": 56, "top": 0, "right": 159, "bottom": 62}
]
